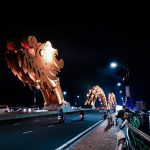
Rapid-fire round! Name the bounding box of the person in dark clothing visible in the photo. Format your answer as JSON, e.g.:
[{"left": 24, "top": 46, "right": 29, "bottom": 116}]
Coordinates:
[
  {"left": 58, "top": 108, "right": 64, "bottom": 123},
  {"left": 80, "top": 109, "right": 84, "bottom": 120},
  {"left": 138, "top": 110, "right": 149, "bottom": 134}
]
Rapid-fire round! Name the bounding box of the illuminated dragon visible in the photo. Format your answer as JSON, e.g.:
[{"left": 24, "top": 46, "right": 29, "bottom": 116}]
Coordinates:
[
  {"left": 85, "top": 85, "right": 116, "bottom": 110},
  {"left": 5, "top": 36, "right": 65, "bottom": 110}
]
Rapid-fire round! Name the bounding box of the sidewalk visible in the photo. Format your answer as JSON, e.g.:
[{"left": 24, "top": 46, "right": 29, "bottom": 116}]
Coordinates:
[{"left": 68, "top": 119, "right": 118, "bottom": 150}]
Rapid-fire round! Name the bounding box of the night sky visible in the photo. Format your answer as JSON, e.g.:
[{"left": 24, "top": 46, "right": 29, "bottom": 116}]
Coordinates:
[{"left": 0, "top": 11, "right": 150, "bottom": 109}]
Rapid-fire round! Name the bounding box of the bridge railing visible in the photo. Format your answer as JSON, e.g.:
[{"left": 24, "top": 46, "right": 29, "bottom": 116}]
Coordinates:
[{"left": 126, "top": 113, "right": 150, "bottom": 150}]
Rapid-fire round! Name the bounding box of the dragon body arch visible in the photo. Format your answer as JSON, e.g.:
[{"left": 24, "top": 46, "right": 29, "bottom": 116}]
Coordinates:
[{"left": 85, "top": 85, "right": 117, "bottom": 110}]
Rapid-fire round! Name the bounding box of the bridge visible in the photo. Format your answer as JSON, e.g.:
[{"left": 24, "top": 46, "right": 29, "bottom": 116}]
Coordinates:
[
  {"left": 3, "top": 35, "right": 150, "bottom": 149},
  {"left": 0, "top": 109, "right": 149, "bottom": 149}
]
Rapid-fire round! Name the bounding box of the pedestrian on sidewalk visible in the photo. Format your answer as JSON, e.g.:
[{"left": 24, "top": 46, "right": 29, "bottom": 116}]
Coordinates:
[
  {"left": 104, "top": 109, "right": 114, "bottom": 131},
  {"left": 115, "top": 110, "right": 128, "bottom": 150},
  {"left": 107, "top": 109, "right": 114, "bottom": 126}
]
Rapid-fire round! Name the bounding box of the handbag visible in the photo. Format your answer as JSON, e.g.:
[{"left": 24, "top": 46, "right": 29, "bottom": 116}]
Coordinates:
[{"left": 116, "top": 130, "right": 126, "bottom": 140}]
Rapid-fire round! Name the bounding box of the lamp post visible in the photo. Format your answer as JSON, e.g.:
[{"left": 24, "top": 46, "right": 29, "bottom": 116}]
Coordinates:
[
  {"left": 63, "top": 91, "right": 67, "bottom": 101},
  {"left": 75, "top": 95, "right": 80, "bottom": 106},
  {"left": 110, "top": 62, "right": 131, "bottom": 108}
]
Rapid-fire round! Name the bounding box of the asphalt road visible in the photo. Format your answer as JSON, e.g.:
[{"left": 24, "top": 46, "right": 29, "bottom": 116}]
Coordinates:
[{"left": 0, "top": 111, "right": 104, "bottom": 150}]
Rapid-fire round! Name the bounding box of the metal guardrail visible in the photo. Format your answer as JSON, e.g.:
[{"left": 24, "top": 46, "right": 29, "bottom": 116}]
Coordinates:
[{"left": 126, "top": 113, "right": 150, "bottom": 150}]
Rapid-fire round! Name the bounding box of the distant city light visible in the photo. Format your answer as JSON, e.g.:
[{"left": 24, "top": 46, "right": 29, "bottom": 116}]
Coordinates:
[
  {"left": 110, "top": 62, "right": 118, "bottom": 68},
  {"left": 77, "top": 95, "right": 80, "bottom": 98}
]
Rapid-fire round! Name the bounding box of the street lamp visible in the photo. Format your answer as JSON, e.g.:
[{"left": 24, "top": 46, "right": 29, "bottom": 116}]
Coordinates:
[
  {"left": 63, "top": 91, "right": 67, "bottom": 95},
  {"left": 117, "top": 82, "right": 121, "bottom": 86},
  {"left": 110, "top": 62, "right": 129, "bottom": 80},
  {"left": 119, "top": 90, "right": 123, "bottom": 94},
  {"left": 110, "top": 62, "right": 131, "bottom": 108},
  {"left": 75, "top": 95, "right": 80, "bottom": 106}
]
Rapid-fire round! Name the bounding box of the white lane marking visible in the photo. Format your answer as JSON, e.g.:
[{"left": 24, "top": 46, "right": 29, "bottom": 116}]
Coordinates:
[
  {"left": 55, "top": 120, "right": 103, "bottom": 150},
  {"left": 13, "top": 123, "right": 21, "bottom": 126},
  {"left": 48, "top": 125, "right": 54, "bottom": 128},
  {"left": 22, "top": 131, "right": 33, "bottom": 135},
  {"left": 33, "top": 120, "right": 39, "bottom": 122}
]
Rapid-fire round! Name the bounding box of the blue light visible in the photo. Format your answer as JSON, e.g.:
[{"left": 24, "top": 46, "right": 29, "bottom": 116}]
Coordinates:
[
  {"left": 117, "top": 82, "right": 121, "bottom": 86},
  {"left": 63, "top": 91, "right": 67, "bottom": 95},
  {"left": 110, "top": 62, "right": 118, "bottom": 68}
]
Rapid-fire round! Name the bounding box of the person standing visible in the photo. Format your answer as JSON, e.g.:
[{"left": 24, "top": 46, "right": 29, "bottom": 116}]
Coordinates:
[{"left": 116, "top": 110, "right": 128, "bottom": 150}]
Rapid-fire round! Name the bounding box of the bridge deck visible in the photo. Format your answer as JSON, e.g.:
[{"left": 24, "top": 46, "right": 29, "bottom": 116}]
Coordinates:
[{"left": 68, "top": 119, "right": 118, "bottom": 150}]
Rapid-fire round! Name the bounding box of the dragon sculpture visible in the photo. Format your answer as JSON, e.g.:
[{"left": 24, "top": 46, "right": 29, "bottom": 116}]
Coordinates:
[
  {"left": 85, "top": 85, "right": 117, "bottom": 110},
  {"left": 5, "top": 36, "right": 65, "bottom": 110},
  {"left": 107, "top": 92, "right": 117, "bottom": 109}
]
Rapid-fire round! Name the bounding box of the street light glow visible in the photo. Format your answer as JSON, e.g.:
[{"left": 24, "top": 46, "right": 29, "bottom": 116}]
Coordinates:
[
  {"left": 63, "top": 91, "right": 67, "bottom": 95},
  {"left": 110, "top": 62, "right": 118, "bottom": 68},
  {"left": 77, "top": 95, "right": 80, "bottom": 98},
  {"left": 117, "top": 82, "right": 121, "bottom": 86},
  {"left": 110, "top": 61, "right": 131, "bottom": 107}
]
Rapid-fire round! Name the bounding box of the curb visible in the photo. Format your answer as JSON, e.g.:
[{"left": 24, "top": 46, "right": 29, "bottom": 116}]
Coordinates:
[{"left": 55, "top": 120, "right": 103, "bottom": 150}]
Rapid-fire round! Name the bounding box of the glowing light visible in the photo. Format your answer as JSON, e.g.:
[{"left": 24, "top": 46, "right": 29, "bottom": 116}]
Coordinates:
[
  {"left": 63, "top": 91, "right": 67, "bottom": 95},
  {"left": 37, "top": 85, "right": 40, "bottom": 89},
  {"left": 116, "top": 105, "right": 123, "bottom": 111},
  {"left": 41, "top": 41, "right": 55, "bottom": 63},
  {"left": 110, "top": 62, "right": 118, "bottom": 68},
  {"left": 119, "top": 90, "right": 122, "bottom": 93},
  {"left": 117, "top": 82, "right": 121, "bottom": 86}
]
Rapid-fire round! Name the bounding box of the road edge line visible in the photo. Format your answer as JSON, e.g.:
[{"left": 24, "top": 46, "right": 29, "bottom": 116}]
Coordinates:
[{"left": 55, "top": 120, "right": 103, "bottom": 150}]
